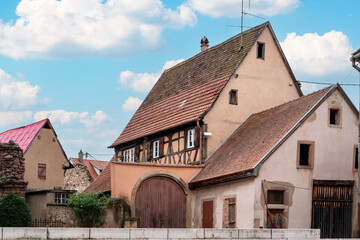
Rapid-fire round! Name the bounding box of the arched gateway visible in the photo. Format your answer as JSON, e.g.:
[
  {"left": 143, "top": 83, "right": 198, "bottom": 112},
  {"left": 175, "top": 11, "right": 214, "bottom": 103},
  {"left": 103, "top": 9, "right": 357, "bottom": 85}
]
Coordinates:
[{"left": 135, "top": 176, "right": 186, "bottom": 228}]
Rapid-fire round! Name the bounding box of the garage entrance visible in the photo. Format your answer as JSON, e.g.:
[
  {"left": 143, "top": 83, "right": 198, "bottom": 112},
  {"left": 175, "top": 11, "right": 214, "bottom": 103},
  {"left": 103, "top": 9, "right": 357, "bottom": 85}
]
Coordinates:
[
  {"left": 135, "top": 176, "right": 186, "bottom": 228},
  {"left": 312, "top": 180, "right": 353, "bottom": 238}
]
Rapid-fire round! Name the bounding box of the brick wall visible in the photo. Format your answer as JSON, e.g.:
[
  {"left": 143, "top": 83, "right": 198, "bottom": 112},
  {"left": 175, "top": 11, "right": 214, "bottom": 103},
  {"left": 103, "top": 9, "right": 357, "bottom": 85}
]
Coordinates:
[{"left": 0, "top": 140, "right": 27, "bottom": 198}]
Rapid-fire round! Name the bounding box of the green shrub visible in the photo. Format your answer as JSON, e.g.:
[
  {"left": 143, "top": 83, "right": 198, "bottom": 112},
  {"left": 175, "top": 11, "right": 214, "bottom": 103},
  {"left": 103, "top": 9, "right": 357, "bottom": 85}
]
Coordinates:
[
  {"left": 0, "top": 192, "right": 31, "bottom": 227},
  {"left": 68, "top": 191, "right": 110, "bottom": 227}
]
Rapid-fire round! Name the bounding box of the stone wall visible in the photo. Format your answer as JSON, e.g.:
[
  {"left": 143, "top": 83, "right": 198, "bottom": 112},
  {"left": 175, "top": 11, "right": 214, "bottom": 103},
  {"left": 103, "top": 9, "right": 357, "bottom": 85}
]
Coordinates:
[
  {"left": 47, "top": 204, "right": 75, "bottom": 227},
  {"left": 63, "top": 164, "right": 93, "bottom": 192},
  {"left": 0, "top": 140, "right": 27, "bottom": 198}
]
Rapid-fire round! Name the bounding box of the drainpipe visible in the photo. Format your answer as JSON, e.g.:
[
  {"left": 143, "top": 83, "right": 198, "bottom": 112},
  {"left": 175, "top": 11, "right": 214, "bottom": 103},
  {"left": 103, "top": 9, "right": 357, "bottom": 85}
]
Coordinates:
[{"left": 351, "top": 49, "right": 360, "bottom": 194}]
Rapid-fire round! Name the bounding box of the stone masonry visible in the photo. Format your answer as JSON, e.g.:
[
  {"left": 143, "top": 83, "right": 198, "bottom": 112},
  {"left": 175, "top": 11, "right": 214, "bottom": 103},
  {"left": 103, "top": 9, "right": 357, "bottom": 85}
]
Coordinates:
[
  {"left": 0, "top": 140, "right": 28, "bottom": 198},
  {"left": 63, "top": 164, "right": 93, "bottom": 192}
]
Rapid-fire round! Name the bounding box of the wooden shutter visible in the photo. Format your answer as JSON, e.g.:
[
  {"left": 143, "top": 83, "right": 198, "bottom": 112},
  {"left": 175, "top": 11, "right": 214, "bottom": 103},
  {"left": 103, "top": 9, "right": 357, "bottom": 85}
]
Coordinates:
[
  {"left": 135, "top": 146, "right": 140, "bottom": 162},
  {"left": 146, "top": 143, "right": 151, "bottom": 161},
  {"left": 159, "top": 138, "right": 164, "bottom": 157},
  {"left": 194, "top": 126, "right": 200, "bottom": 148},
  {"left": 38, "top": 163, "right": 46, "bottom": 179}
]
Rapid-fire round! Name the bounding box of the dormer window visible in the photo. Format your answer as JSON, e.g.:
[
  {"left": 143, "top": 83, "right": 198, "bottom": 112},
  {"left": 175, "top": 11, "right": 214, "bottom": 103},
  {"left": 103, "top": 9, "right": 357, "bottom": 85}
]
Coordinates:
[
  {"left": 187, "top": 129, "right": 195, "bottom": 148},
  {"left": 329, "top": 108, "right": 341, "bottom": 126},
  {"left": 229, "top": 89, "right": 238, "bottom": 105},
  {"left": 257, "top": 42, "right": 265, "bottom": 59},
  {"left": 153, "top": 140, "right": 159, "bottom": 158}
]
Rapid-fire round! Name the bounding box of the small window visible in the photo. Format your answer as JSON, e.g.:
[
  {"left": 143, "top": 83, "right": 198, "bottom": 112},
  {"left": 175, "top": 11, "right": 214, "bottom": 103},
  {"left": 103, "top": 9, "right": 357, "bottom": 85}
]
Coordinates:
[
  {"left": 257, "top": 42, "right": 265, "bottom": 59},
  {"left": 267, "top": 190, "right": 284, "bottom": 204},
  {"left": 123, "top": 148, "right": 135, "bottom": 162},
  {"left": 187, "top": 129, "right": 195, "bottom": 148},
  {"left": 54, "top": 192, "right": 70, "bottom": 204},
  {"left": 229, "top": 89, "right": 238, "bottom": 105},
  {"left": 38, "top": 163, "right": 46, "bottom": 179},
  {"left": 329, "top": 108, "right": 340, "bottom": 125},
  {"left": 297, "top": 141, "right": 314, "bottom": 168},
  {"left": 354, "top": 145, "right": 358, "bottom": 171},
  {"left": 153, "top": 140, "right": 159, "bottom": 158},
  {"left": 223, "top": 197, "right": 236, "bottom": 228}
]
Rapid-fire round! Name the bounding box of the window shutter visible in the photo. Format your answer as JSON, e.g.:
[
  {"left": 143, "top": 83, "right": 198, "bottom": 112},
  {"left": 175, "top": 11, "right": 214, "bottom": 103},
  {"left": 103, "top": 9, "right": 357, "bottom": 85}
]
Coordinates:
[
  {"left": 159, "top": 138, "right": 164, "bottom": 157},
  {"left": 146, "top": 143, "right": 151, "bottom": 161},
  {"left": 194, "top": 126, "right": 200, "bottom": 148},
  {"left": 135, "top": 146, "right": 140, "bottom": 162}
]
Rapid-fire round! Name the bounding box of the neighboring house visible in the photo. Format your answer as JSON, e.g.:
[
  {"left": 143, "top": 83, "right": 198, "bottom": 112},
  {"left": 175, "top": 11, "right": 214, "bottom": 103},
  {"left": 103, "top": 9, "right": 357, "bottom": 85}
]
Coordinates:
[
  {"left": 70, "top": 152, "right": 108, "bottom": 180},
  {"left": 0, "top": 119, "right": 73, "bottom": 220},
  {"left": 189, "top": 84, "right": 358, "bottom": 238},
  {"left": 109, "top": 21, "right": 302, "bottom": 228}
]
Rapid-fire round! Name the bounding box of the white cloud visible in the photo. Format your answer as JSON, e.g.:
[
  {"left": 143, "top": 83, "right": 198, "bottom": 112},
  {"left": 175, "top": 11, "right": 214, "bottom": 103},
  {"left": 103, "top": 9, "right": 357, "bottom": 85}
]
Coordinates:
[
  {"left": 119, "top": 58, "right": 184, "bottom": 92},
  {"left": 0, "top": 0, "right": 197, "bottom": 59},
  {"left": 281, "top": 31, "right": 353, "bottom": 76},
  {"left": 300, "top": 83, "right": 318, "bottom": 95},
  {"left": 0, "top": 111, "right": 33, "bottom": 126},
  {"left": 188, "top": 0, "right": 299, "bottom": 18},
  {"left": 34, "top": 109, "right": 110, "bottom": 126},
  {"left": 0, "top": 68, "right": 47, "bottom": 109},
  {"left": 122, "top": 97, "right": 143, "bottom": 112}
]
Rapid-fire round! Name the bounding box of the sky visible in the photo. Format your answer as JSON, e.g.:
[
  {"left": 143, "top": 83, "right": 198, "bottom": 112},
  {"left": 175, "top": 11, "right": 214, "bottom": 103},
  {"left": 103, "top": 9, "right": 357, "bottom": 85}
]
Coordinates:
[{"left": 0, "top": 0, "right": 359, "bottom": 161}]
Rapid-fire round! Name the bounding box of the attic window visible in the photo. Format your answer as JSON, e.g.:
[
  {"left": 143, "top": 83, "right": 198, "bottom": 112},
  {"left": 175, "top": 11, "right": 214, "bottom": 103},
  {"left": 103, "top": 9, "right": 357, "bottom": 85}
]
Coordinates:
[
  {"left": 297, "top": 141, "right": 314, "bottom": 169},
  {"left": 229, "top": 90, "right": 238, "bottom": 105},
  {"left": 257, "top": 42, "right": 265, "bottom": 59},
  {"left": 329, "top": 108, "right": 341, "bottom": 126}
]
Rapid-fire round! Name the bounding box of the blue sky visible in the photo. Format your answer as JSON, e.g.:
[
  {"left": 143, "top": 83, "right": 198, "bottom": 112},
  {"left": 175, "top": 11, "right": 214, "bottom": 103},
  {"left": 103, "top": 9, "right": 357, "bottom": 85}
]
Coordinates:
[{"left": 0, "top": 0, "right": 359, "bottom": 161}]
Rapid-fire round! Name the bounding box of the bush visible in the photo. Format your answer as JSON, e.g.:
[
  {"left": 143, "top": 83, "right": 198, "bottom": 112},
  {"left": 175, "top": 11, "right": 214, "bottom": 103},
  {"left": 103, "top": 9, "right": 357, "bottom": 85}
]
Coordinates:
[
  {"left": 68, "top": 191, "right": 110, "bottom": 227},
  {"left": 0, "top": 192, "right": 31, "bottom": 227}
]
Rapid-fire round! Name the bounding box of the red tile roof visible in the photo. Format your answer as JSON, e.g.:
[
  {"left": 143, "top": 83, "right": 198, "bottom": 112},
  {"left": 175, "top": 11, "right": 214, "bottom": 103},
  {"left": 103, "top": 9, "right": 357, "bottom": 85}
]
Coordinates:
[
  {"left": 190, "top": 85, "right": 337, "bottom": 188},
  {"left": 0, "top": 119, "right": 69, "bottom": 163},
  {"left": 111, "top": 22, "right": 299, "bottom": 147},
  {"left": 71, "top": 158, "right": 109, "bottom": 180},
  {"left": 83, "top": 155, "right": 115, "bottom": 193}
]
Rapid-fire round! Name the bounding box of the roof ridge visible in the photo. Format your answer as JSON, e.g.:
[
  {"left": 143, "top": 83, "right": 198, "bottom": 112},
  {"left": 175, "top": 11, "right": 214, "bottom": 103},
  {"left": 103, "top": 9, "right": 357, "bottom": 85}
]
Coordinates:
[
  {"left": 252, "top": 85, "right": 334, "bottom": 117},
  {"left": 162, "top": 21, "right": 269, "bottom": 74}
]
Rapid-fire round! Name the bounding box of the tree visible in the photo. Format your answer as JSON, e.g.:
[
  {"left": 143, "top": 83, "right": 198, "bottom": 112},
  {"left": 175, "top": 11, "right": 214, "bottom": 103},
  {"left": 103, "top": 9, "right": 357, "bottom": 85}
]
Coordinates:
[
  {"left": 68, "top": 191, "right": 110, "bottom": 227},
  {"left": 0, "top": 192, "right": 31, "bottom": 227}
]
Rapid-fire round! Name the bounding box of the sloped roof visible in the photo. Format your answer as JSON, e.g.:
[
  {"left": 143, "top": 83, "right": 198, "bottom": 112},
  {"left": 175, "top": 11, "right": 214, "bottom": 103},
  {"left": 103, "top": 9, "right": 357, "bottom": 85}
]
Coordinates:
[
  {"left": 72, "top": 158, "right": 109, "bottom": 180},
  {"left": 0, "top": 119, "right": 69, "bottom": 164},
  {"left": 111, "top": 22, "right": 300, "bottom": 148},
  {"left": 83, "top": 155, "right": 115, "bottom": 193},
  {"left": 190, "top": 85, "right": 348, "bottom": 188}
]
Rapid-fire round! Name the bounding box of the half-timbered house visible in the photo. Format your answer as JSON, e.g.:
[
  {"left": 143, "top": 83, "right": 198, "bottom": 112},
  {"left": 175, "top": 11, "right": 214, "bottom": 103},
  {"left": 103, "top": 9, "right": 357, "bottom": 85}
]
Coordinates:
[{"left": 109, "top": 21, "right": 303, "bottom": 228}]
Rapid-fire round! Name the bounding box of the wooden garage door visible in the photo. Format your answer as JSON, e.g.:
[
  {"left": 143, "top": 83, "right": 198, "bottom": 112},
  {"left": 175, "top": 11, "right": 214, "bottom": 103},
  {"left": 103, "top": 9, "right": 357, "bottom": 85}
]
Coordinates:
[{"left": 135, "top": 176, "right": 186, "bottom": 228}]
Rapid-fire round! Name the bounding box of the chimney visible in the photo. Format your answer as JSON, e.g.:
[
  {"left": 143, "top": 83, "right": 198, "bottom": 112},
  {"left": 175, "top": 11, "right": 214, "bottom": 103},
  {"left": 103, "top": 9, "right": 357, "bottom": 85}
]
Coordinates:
[
  {"left": 78, "top": 149, "right": 83, "bottom": 164},
  {"left": 200, "top": 36, "right": 209, "bottom": 52}
]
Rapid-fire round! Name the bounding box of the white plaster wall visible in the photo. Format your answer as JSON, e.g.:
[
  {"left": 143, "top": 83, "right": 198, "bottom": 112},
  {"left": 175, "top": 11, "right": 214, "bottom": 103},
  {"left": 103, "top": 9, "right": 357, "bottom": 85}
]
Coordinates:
[
  {"left": 254, "top": 89, "right": 358, "bottom": 233},
  {"left": 204, "top": 26, "right": 301, "bottom": 157},
  {"left": 191, "top": 178, "right": 255, "bottom": 228}
]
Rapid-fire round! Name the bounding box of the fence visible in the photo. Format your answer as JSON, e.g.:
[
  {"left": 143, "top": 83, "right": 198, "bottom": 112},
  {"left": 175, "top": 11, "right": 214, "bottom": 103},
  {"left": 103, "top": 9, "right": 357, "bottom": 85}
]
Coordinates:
[{"left": 32, "top": 218, "right": 65, "bottom": 227}]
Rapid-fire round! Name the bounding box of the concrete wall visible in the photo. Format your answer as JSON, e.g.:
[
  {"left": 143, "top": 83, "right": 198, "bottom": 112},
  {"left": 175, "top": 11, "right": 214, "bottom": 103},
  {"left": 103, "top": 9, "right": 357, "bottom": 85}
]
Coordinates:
[
  {"left": 26, "top": 191, "right": 53, "bottom": 219},
  {"left": 254, "top": 89, "right": 358, "bottom": 233},
  {"left": 24, "top": 128, "right": 68, "bottom": 190},
  {"left": 204, "top": 26, "right": 301, "bottom": 156},
  {"left": 191, "top": 178, "right": 255, "bottom": 228},
  {"left": 0, "top": 227, "right": 320, "bottom": 239}
]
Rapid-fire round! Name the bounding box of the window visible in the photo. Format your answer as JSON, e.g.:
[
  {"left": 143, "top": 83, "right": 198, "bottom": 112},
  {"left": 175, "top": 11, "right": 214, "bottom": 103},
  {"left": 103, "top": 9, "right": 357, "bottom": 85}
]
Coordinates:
[
  {"left": 229, "top": 89, "right": 238, "bottom": 105},
  {"left": 223, "top": 197, "right": 236, "bottom": 228},
  {"left": 354, "top": 145, "right": 358, "bottom": 171},
  {"left": 187, "top": 129, "right": 195, "bottom": 148},
  {"left": 329, "top": 108, "right": 341, "bottom": 126},
  {"left": 123, "top": 148, "right": 135, "bottom": 162},
  {"left": 297, "top": 141, "right": 314, "bottom": 168},
  {"left": 153, "top": 140, "right": 159, "bottom": 158},
  {"left": 257, "top": 42, "right": 265, "bottom": 59},
  {"left": 267, "top": 190, "right": 284, "bottom": 204},
  {"left": 38, "top": 163, "right": 46, "bottom": 179},
  {"left": 54, "top": 192, "right": 70, "bottom": 204}
]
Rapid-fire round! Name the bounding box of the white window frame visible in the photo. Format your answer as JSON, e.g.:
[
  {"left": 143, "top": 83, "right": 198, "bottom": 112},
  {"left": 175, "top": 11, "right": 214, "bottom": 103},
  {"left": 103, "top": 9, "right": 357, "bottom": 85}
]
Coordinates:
[
  {"left": 187, "top": 128, "right": 195, "bottom": 148},
  {"left": 123, "top": 147, "right": 135, "bottom": 162},
  {"left": 153, "top": 140, "right": 159, "bottom": 158}
]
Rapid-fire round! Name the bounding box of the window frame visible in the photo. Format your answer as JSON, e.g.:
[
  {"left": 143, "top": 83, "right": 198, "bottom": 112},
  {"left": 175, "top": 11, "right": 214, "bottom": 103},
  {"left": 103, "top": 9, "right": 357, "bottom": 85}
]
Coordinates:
[
  {"left": 297, "top": 140, "right": 315, "bottom": 169},
  {"left": 229, "top": 89, "right": 238, "bottom": 105},
  {"left": 54, "top": 192, "right": 70, "bottom": 204},
  {"left": 38, "top": 163, "right": 46, "bottom": 179},
  {"left": 123, "top": 147, "right": 135, "bottom": 162},
  {"left": 353, "top": 145, "right": 358, "bottom": 172},
  {"left": 257, "top": 41, "right": 265, "bottom": 59},
  {"left": 187, "top": 128, "right": 195, "bottom": 149},
  {"left": 223, "top": 196, "right": 236, "bottom": 228},
  {"left": 328, "top": 107, "right": 342, "bottom": 127},
  {"left": 153, "top": 140, "right": 160, "bottom": 159}
]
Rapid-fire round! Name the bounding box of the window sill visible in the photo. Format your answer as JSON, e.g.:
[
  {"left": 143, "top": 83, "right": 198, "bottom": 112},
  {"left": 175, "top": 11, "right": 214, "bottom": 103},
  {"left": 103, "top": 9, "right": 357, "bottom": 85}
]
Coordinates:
[
  {"left": 267, "top": 204, "right": 287, "bottom": 210},
  {"left": 328, "top": 124, "right": 342, "bottom": 129},
  {"left": 296, "top": 165, "right": 313, "bottom": 169}
]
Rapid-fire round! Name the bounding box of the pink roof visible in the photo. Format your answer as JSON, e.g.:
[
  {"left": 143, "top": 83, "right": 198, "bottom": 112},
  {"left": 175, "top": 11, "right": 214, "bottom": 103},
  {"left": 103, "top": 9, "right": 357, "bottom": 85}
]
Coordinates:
[{"left": 0, "top": 119, "right": 69, "bottom": 164}]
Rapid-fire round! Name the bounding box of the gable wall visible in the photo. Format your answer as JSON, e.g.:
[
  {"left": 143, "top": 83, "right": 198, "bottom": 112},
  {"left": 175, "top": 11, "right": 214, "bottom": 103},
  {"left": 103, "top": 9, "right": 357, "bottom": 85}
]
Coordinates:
[
  {"left": 254, "top": 89, "right": 358, "bottom": 233},
  {"left": 204, "top": 26, "right": 301, "bottom": 156},
  {"left": 24, "top": 128, "right": 68, "bottom": 190}
]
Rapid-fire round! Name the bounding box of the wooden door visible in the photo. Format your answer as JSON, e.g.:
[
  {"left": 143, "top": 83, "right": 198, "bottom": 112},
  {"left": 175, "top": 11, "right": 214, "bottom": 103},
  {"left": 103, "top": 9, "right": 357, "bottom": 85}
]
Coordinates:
[
  {"left": 135, "top": 176, "right": 186, "bottom": 228},
  {"left": 312, "top": 180, "right": 353, "bottom": 238},
  {"left": 202, "top": 200, "right": 213, "bottom": 228}
]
